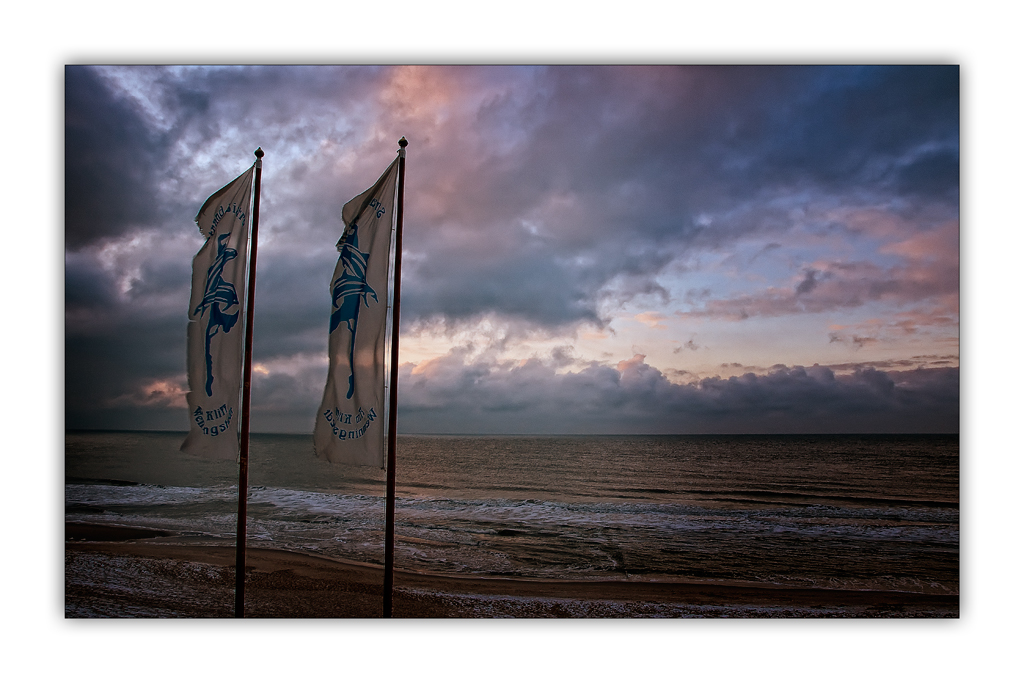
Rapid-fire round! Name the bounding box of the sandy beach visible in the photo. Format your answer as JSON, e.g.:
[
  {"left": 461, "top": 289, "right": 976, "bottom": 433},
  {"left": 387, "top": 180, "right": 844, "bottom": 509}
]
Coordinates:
[{"left": 65, "top": 523, "right": 958, "bottom": 618}]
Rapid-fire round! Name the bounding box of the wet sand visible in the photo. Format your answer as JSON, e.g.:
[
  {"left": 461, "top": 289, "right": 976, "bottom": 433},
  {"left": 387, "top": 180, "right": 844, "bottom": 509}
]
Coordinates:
[{"left": 65, "top": 523, "right": 958, "bottom": 618}]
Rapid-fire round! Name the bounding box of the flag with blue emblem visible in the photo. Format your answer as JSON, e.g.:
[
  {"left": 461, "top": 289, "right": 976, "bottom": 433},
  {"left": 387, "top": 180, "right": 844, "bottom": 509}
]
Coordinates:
[
  {"left": 181, "top": 165, "right": 255, "bottom": 458},
  {"left": 315, "top": 158, "right": 399, "bottom": 466}
]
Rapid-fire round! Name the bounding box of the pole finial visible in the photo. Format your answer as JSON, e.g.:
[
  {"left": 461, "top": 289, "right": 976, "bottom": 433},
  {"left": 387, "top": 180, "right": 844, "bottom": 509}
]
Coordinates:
[
  {"left": 254, "top": 147, "right": 264, "bottom": 159},
  {"left": 398, "top": 137, "right": 408, "bottom": 149}
]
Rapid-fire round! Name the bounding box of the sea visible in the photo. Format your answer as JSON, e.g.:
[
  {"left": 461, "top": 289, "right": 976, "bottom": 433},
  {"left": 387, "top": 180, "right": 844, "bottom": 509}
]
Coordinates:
[{"left": 65, "top": 431, "right": 959, "bottom": 596}]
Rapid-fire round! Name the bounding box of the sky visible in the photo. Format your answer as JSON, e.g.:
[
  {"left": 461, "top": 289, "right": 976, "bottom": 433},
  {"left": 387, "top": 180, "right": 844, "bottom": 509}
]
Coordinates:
[{"left": 64, "top": 64, "right": 960, "bottom": 434}]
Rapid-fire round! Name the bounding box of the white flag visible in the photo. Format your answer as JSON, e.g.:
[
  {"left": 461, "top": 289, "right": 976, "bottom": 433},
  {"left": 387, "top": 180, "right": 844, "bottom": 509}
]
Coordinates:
[
  {"left": 181, "top": 165, "right": 255, "bottom": 458},
  {"left": 315, "top": 158, "right": 400, "bottom": 466}
]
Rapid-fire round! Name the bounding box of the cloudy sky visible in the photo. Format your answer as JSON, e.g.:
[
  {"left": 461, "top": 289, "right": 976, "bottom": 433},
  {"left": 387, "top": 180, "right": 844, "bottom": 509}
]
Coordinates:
[{"left": 65, "top": 64, "right": 959, "bottom": 434}]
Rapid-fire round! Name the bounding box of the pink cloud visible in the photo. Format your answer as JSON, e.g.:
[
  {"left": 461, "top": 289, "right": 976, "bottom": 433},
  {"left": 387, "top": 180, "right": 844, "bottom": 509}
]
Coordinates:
[
  {"left": 634, "top": 311, "right": 668, "bottom": 328},
  {"left": 108, "top": 378, "right": 187, "bottom": 408},
  {"left": 679, "top": 215, "right": 959, "bottom": 324}
]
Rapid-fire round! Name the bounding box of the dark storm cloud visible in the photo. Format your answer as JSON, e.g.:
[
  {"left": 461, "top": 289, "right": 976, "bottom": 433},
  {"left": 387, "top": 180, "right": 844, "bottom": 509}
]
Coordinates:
[
  {"left": 65, "top": 310, "right": 187, "bottom": 430},
  {"left": 394, "top": 65, "right": 959, "bottom": 327},
  {"left": 125, "top": 258, "right": 193, "bottom": 299},
  {"left": 65, "top": 65, "right": 960, "bottom": 328},
  {"left": 711, "top": 65, "right": 959, "bottom": 199},
  {"left": 65, "top": 67, "right": 172, "bottom": 248},
  {"left": 398, "top": 353, "right": 959, "bottom": 434},
  {"left": 795, "top": 268, "right": 823, "bottom": 295},
  {"left": 65, "top": 65, "right": 393, "bottom": 245},
  {"left": 891, "top": 147, "right": 960, "bottom": 200},
  {"left": 64, "top": 252, "right": 118, "bottom": 310},
  {"left": 246, "top": 250, "right": 339, "bottom": 358},
  {"left": 402, "top": 238, "right": 661, "bottom": 329}
]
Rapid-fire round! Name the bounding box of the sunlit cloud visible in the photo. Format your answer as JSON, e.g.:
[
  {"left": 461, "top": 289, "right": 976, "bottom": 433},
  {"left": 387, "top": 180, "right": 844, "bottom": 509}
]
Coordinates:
[
  {"left": 635, "top": 311, "right": 668, "bottom": 328},
  {"left": 108, "top": 378, "right": 188, "bottom": 409},
  {"left": 677, "top": 216, "right": 959, "bottom": 328}
]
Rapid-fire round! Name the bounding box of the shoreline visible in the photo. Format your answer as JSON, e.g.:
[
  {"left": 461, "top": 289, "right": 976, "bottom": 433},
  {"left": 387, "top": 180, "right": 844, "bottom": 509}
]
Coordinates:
[{"left": 65, "top": 523, "right": 958, "bottom": 618}]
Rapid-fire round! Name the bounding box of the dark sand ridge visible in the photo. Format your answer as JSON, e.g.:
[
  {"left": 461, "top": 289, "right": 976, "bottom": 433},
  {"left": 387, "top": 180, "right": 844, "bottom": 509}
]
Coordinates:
[{"left": 65, "top": 523, "right": 959, "bottom": 618}]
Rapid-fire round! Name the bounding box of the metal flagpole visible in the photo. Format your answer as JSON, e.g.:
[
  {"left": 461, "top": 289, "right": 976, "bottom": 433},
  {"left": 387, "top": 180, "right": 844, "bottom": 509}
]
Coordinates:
[
  {"left": 235, "top": 147, "right": 264, "bottom": 618},
  {"left": 383, "top": 137, "right": 407, "bottom": 618}
]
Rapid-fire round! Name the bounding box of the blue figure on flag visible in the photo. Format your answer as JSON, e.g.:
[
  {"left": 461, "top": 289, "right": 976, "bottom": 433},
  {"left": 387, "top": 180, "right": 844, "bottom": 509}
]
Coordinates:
[
  {"left": 330, "top": 222, "right": 378, "bottom": 399},
  {"left": 194, "top": 232, "right": 240, "bottom": 396}
]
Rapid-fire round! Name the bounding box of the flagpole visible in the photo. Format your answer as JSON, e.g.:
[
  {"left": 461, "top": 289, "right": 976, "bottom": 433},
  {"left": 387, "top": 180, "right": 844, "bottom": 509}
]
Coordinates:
[
  {"left": 235, "top": 147, "right": 264, "bottom": 618},
  {"left": 383, "top": 137, "right": 407, "bottom": 618}
]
